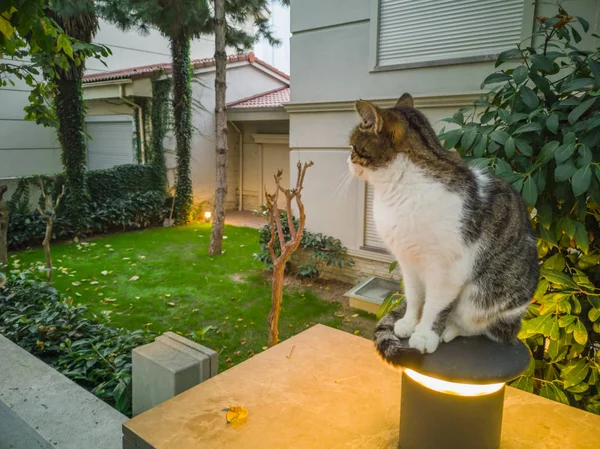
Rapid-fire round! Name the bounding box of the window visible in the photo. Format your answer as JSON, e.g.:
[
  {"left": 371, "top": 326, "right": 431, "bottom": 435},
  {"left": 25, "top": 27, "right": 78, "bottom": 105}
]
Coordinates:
[{"left": 376, "top": 0, "right": 525, "bottom": 69}]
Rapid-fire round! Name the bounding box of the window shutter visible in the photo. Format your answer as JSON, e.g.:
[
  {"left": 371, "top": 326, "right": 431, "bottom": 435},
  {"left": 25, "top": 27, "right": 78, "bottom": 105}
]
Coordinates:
[
  {"left": 364, "top": 183, "right": 387, "bottom": 249},
  {"left": 378, "top": 0, "right": 525, "bottom": 67},
  {"left": 86, "top": 120, "right": 135, "bottom": 170}
]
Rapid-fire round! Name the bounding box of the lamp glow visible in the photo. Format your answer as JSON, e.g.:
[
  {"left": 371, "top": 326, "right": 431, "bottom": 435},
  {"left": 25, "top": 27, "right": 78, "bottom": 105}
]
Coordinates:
[
  {"left": 204, "top": 211, "right": 212, "bottom": 219},
  {"left": 404, "top": 369, "right": 504, "bottom": 397}
]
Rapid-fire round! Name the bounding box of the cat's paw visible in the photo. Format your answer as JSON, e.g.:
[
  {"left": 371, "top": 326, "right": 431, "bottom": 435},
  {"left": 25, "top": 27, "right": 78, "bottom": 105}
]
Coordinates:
[
  {"left": 441, "top": 324, "right": 461, "bottom": 343},
  {"left": 394, "top": 318, "right": 417, "bottom": 339},
  {"left": 408, "top": 329, "right": 440, "bottom": 354}
]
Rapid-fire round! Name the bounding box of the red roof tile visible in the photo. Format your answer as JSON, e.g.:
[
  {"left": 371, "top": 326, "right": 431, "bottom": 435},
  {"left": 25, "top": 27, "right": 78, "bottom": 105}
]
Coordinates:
[
  {"left": 82, "top": 52, "right": 289, "bottom": 83},
  {"left": 227, "top": 86, "right": 290, "bottom": 109}
]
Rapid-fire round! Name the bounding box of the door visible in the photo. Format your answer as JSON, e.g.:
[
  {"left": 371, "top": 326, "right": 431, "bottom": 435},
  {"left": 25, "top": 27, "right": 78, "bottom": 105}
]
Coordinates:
[
  {"left": 86, "top": 116, "right": 135, "bottom": 170},
  {"left": 262, "top": 143, "right": 290, "bottom": 209}
]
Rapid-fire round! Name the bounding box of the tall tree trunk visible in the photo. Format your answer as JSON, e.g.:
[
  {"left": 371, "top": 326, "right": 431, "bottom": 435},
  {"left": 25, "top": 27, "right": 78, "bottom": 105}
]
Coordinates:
[
  {"left": 171, "top": 35, "right": 193, "bottom": 224},
  {"left": 0, "top": 185, "right": 8, "bottom": 266},
  {"left": 54, "top": 77, "right": 88, "bottom": 229},
  {"left": 209, "top": 0, "right": 228, "bottom": 256}
]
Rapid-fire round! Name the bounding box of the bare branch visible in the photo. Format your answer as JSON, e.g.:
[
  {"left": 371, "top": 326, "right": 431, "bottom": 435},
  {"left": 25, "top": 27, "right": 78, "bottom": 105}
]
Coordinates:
[
  {"left": 54, "top": 185, "right": 66, "bottom": 211},
  {"left": 0, "top": 185, "right": 7, "bottom": 202}
]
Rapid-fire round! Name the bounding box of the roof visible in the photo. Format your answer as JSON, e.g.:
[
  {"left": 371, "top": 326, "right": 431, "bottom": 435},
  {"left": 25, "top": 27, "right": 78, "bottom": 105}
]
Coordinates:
[
  {"left": 227, "top": 86, "right": 290, "bottom": 109},
  {"left": 82, "top": 52, "right": 289, "bottom": 84}
]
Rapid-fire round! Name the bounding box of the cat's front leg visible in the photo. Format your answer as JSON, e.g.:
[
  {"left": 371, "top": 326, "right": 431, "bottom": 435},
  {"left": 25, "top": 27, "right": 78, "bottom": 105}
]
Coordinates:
[
  {"left": 408, "top": 276, "right": 462, "bottom": 353},
  {"left": 393, "top": 265, "right": 424, "bottom": 338}
]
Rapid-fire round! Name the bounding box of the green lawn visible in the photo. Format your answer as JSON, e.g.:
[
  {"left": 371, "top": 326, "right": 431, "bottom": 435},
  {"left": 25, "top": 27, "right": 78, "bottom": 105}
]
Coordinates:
[{"left": 13, "top": 224, "right": 374, "bottom": 371}]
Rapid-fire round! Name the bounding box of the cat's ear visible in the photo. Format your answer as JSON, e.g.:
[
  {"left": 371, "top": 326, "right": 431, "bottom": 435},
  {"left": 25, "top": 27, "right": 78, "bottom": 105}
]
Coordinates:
[
  {"left": 355, "top": 100, "right": 383, "bottom": 133},
  {"left": 395, "top": 93, "right": 414, "bottom": 108}
]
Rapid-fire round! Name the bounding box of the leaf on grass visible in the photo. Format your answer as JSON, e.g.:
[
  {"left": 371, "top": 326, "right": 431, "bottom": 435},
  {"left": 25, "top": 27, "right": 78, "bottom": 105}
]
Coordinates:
[
  {"left": 167, "top": 302, "right": 175, "bottom": 306},
  {"left": 104, "top": 298, "right": 116, "bottom": 302},
  {"left": 101, "top": 270, "right": 108, "bottom": 276},
  {"left": 352, "top": 314, "right": 358, "bottom": 318},
  {"left": 71, "top": 281, "right": 81, "bottom": 286},
  {"left": 129, "top": 275, "right": 140, "bottom": 281},
  {"left": 353, "top": 330, "right": 360, "bottom": 335}
]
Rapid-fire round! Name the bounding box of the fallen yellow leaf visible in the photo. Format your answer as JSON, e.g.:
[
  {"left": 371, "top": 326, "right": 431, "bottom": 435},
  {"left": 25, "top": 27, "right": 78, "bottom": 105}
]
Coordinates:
[
  {"left": 226, "top": 406, "right": 248, "bottom": 426},
  {"left": 352, "top": 314, "right": 358, "bottom": 318}
]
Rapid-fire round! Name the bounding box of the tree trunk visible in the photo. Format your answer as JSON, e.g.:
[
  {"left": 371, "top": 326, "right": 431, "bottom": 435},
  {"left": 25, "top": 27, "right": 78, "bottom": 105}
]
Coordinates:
[
  {"left": 171, "top": 35, "right": 193, "bottom": 225},
  {"left": 209, "top": 0, "right": 228, "bottom": 256},
  {"left": 268, "top": 264, "right": 286, "bottom": 347},
  {"left": 42, "top": 217, "right": 53, "bottom": 282},
  {"left": 0, "top": 185, "right": 8, "bottom": 266},
  {"left": 54, "top": 77, "right": 88, "bottom": 229}
]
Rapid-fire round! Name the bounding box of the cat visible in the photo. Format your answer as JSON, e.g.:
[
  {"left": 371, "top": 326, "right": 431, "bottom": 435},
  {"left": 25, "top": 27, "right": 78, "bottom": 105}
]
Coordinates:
[{"left": 348, "top": 93, "right": 539, "bottom": 354}]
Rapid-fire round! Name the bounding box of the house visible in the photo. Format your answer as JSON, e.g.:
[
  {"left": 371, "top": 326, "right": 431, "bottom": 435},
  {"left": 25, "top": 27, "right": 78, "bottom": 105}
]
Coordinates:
[
  {"left": 81, "top": 53, "right": 290, "bottom": 211},
  {"left": 285, "top": 0, "right": 600, "bottom": 286}
]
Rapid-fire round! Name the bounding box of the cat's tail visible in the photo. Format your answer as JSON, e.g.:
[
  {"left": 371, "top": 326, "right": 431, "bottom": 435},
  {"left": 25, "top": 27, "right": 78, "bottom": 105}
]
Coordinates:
[{"left": 373, "top": 302, "right": 418, "bottom": 367}]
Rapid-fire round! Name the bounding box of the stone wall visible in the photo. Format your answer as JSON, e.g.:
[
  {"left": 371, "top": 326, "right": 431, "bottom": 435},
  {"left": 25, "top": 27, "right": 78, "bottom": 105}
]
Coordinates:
[{"left": 292, "top": 249, "right": 401, "bottom": 285}]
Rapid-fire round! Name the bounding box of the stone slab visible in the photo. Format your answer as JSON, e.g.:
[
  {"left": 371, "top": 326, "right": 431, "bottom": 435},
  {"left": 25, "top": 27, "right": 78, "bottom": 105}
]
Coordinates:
[
  {"left": 0, "top": 335, "right": 127, "bottom": 449},
  {"left": 132, "top": 332, "right": 218, "bottom": 416},
  {"left": 123, "top": 325, "right": 600, "bottom": 449}
]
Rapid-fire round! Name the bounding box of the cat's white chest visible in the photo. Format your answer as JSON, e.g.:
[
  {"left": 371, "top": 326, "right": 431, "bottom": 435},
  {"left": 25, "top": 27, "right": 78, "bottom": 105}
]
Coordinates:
[{"left": 372, "top": 168, "right": 465, "bottom": 260}]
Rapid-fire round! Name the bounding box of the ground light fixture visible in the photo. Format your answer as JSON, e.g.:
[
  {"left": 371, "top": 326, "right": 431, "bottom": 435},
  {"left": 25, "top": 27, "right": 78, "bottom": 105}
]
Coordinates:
[
  {"left": 204, "top": 211, "right": 212, "bottom": 222},
  {"left": 375, "top": 313, "right": 530, "bottom": 449}
]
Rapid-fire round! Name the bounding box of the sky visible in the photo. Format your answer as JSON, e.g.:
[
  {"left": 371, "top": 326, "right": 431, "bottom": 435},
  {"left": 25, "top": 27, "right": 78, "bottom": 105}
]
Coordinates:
[{"left": 254, "top": 2, "right": 291, "bottom": 75}]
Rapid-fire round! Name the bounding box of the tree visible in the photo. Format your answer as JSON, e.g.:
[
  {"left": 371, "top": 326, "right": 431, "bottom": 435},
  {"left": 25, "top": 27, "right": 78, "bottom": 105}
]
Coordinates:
[
  {"left": 45, "top": 1, "right": 100, "bottom": 229},
  {"left": 37, "top": 180, "right": 66, "bottom": 282},
  {"left": 264, "top": 162, "right": 313, "bottom": 347},
  {"left": 438, "top": 9, "right": 600, "bottom": 414},
  {"left": 0, "top": 185, "right": 8, "bottom": 267},
  {"left": 1, "top": 1, "right": 108, "bottom": 126},
  {"left": 208, "top": 0, "right": 289, "bottom": 255}
]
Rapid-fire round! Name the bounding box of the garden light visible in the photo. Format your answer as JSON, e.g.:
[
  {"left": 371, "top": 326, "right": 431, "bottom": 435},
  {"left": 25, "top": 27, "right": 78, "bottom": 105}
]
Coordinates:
[
  {"left": 375, "top": 317, "right": 530, "bottom": 449},
  {"left": 204, "top": 211, "right": 212, "bottom": 220}
]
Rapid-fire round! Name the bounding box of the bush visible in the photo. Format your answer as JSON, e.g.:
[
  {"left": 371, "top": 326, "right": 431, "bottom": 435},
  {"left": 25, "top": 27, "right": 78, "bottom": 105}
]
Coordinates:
[
  {"left": 255, "top": 211, "right": 354, "bottom": 278},
  {"left": 0, "top": 267, "right": 153, "bottom": 416},
  {"left": 7, "top": 164, "right": 167, "bottom": 250},
  {"left": 439, "top": 9, "right": 600, "bottom": 414}
]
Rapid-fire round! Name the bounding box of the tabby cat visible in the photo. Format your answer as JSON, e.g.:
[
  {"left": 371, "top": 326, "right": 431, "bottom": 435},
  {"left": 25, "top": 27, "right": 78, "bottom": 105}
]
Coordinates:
[{"left": 348, "top": 93, "right": 539, "bottom": 354}]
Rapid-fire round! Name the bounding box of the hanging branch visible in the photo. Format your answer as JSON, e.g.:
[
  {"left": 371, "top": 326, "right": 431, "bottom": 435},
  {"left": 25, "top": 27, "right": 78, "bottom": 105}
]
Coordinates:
[
  {"left": 37, "top": 180, "right": 66, "bottom": 282},
  {"left": 266, "top": 161, "right": 314, "bottom": 347},
  {"left": 0, "top": 185, "right": 8, "bottom": 267}
]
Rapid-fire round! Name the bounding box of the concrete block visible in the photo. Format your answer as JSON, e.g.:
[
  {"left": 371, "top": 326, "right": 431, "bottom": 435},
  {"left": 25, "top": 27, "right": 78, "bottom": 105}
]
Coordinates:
[{"left": 132, "top": 332, "right": 218, "bottom": 416}]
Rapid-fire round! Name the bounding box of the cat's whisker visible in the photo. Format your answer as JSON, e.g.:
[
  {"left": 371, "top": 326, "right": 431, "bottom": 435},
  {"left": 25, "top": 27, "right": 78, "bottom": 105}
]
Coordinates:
[{"left": 335, "top": 170, "right": 353, "bottom": 200}]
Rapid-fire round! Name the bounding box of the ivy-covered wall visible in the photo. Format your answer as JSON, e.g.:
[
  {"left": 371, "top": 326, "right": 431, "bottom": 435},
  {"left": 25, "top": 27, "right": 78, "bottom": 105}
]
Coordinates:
[{"left": 7, "top": 164, "right": 166, "bottom": 250}]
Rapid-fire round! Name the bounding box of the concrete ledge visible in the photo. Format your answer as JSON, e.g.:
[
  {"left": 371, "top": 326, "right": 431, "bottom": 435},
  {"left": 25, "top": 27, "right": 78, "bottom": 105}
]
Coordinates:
[{"left": 0, "top": 335, "right": 127, "bottom": 449}]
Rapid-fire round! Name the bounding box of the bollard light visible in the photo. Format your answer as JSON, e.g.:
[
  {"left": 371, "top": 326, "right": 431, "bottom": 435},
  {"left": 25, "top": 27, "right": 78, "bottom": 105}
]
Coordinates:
[
  {"left": 204, "top": 211, "right": 212, "bottom": 221},
  {"left": 374, "top": 309, "right": 530, "bottom": 449}
]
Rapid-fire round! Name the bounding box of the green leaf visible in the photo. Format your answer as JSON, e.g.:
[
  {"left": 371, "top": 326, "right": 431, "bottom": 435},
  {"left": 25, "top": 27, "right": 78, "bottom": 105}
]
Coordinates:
[
  {"left": 530, "top": 54, "right": 555, "bottom": 73},
  {"left": 520, "top": 86, "right": 540, "bottom": 109},
  {"left": 573, "top": 319, "right": 588, "bottom": 345},
  {"left": 473, "top": 135, "right": 487, "bottom": 157},
  {"left": 512, "top": 177, "right": 524, "bottom": 193},
  {"left": 480, "top": 111, "right": 496, "bottom": 124},
  {"left": 442, "top": 129, "right": 462, "bottom": 149},
  {"left": 504, "top": 136, "right": 515, "bottom": 158},
  {"left": 490, "top": 129, "right": 510, "bottom": 145},
  {"left": 511, "top": 376, "right": 533, "bottom": 393},
  {"left": 546, "top": 113, "right": 559, "bottom": 134},
  {"left": 577, "top": 145, "right": 593, "bottom": 168},
  {"left": 564, "top": 132, "right": 577, "bottom": 146},
  {"left": 588, "top": 308, "right": 600, "bottom": 322},
  {"left": 588, "top": 57, "right": 600, "bottom": 88},
  {"left": 558, "top": 315, "right": 577, "bottom": 328},
  {"left": 515, "top": 122, "right": 542, "bottom": 134},
  {"left": 555, "top": 144, "right": 575, "bottom": 164},
  {"left": 574, "top": 221, "right": 589, "bottom": 254},
  {"left": 496, "top": 48, "right": 521, "bottom": 67},
  {"left": 542, "top": 253, "right": 565, "bottom": 271},
  {"left": 0, "top": 16, "right": 15, "bottom": 39},
  {"left": 389, "top": 261, "right": 398, "bottom": 273},
  {"left": 461, "top": 127, "right": 477, "bottom": 150},
  {"left": 526, "top": 313, "right": 554, "bottom": 335},
  {"left": 572, "top": 166, "right": 592, "bottom": 197},
  {"left": 549, "top": 318, "right": 560, "bottom": 340},
  {"left": 538, "top": 140, "right": 560, "bottom": 164},
  {"left": 562, "top": 77, "right": 594, "bottom": 93},
  {"left": 572, "top": 27, "right": 582, "bottom": 44},
  {"left": 522, "top": 176, "right": 538, "bottom": 206},
  {"left": 494, "top": 158, "right": 512, "bottom": 174},
  {"left": 577, "top": 16, "right": 590, "bottom": 32},
  {"left": 514, "top": 138, "right": 532, "bottom": 156},
  {"left": 568, "top": 97, "right": 596, "bottom": 125},
  {"left": 540, "top": 268, "right": 578, "bottom": 289},
  {"left": 554, "top": 161, "right": 577, "bottom": 182},
  {"left": 561, "top": 359, "right": 590, "bottom": 389},
  {"left": 513, "top": 66, "right": 528, "bottom": 85},
  {"left": 482, "top": 72, "right": 512, "bottom": 87},
  {"left": 57, "top": 34, "right": 74, "bottom": 59},
  {"left": 537, "top": 203, "right": 552, "bottom": 230}
]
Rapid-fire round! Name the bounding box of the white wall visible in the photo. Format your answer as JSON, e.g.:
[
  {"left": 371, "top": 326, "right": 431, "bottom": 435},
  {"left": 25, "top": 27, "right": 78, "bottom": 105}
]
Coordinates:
[
  {"left": 288, "top": 0, "right": 600, "bottom": 254},
  {"left": 165, "top": 64, "right": 288, "bottom": 207},
  {"left": 254, "top": 1, "right": 291, "bottom": 75}
]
